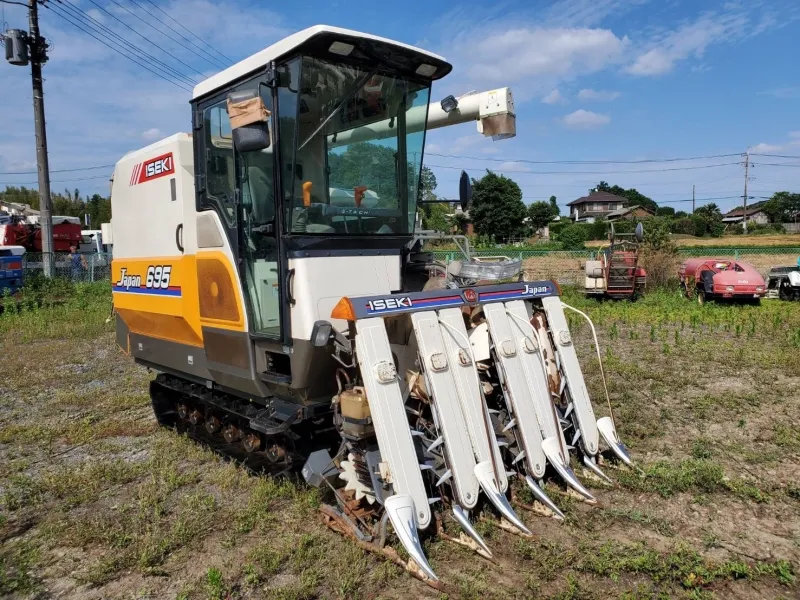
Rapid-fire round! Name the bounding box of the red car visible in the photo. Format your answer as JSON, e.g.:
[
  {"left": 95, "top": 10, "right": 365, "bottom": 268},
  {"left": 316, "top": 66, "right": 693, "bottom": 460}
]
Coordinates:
[{"left": 679, "top": 258, "right": 765, "bottom": 304}]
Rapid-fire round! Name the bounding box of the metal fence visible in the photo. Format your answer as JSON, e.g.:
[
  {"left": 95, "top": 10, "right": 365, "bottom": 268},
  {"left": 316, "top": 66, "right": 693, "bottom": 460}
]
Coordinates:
[
  {"left": 19, "top": 246, "right": 800, "bottom": 286},
  {"left": 430, "top": 247, "right": 800, "bottom": 285},
  {"left": 22, "top": 252, "right": 113, "bottom": 283}
]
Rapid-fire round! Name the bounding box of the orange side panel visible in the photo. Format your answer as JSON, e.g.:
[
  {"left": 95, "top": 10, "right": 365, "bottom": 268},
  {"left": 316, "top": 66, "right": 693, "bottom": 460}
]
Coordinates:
[
  {"left": 112, "top": 255, "right": 204, "bottom": 347},
  {"left": 116, "top": 308, "right": 203, "bottom": 347},
  {"left": 196, "top": 250, "right": 247, "bottom": 332},
  {"left": 112, "top": 251, "right": 247, "bottom": 347}
]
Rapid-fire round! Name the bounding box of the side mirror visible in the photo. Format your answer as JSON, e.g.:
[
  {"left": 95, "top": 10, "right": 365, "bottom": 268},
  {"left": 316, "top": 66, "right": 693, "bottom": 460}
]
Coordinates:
[
  {"left": 459, "top": 170, "right": 473, "bottom": 212},
  {"left": 608, "top": 222, "right": 616, "bottom": 243},
  {"left": 227, "top": 90, "right": 270, "bottom": 153},
  {"left": 635, "top": 223, "right": 644, "bottom": 242}
]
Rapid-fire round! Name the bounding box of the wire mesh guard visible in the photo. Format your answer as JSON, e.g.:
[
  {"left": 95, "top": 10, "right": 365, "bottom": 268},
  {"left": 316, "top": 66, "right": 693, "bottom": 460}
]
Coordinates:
[{"left": 22, "top": 252, "right": 112, "bottom": 283}]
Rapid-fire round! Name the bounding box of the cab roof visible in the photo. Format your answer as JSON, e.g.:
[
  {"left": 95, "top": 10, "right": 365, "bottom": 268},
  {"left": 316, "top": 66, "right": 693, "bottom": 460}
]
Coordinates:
[{"left": 193, "top": 25, "right": 451, "bottom": 101}]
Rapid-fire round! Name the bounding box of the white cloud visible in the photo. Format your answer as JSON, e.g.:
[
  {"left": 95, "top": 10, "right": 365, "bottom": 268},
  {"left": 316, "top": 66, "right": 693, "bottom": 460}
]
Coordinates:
[
  {"left": 542, "top": 89, "right": 565, "bottom": 104},
  {"left": 626, "top": 6, "right": 782, "bottom": 76},
  {"left": 751, "top": 143, "right": 783, "bottom": 153},
  {"left": 789, "top": 131, "right": 800, "bottom": 139},
  {"left": 760, "top": 87, "right": 800, "bottom": 99},
  {"left": 496, "top": 162, "right": 531, "bottom": 173},
  {"left": 141, "top": 128, "right": 164, "bottom": 141},
  {"left": 577, "top": 88, "right": 620, "bottom": 101},
  {"left": 562, "top": 109, "right": 610, "bottom": 129},
  {"left": 434, "top": 26, "right": 628, "bottom": 101}
]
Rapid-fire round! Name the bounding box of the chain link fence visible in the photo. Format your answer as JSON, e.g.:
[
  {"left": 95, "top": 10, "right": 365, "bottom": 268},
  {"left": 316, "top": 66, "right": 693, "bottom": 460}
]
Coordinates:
[
  {"left": 22, "top": 252, "right": 113, "bottom": 283},
  {"left": 430, "top": 247, "right": 800, "bottom": 285},
  {"left": 18, "top": 247, "right": 800, "bottom": 287}
]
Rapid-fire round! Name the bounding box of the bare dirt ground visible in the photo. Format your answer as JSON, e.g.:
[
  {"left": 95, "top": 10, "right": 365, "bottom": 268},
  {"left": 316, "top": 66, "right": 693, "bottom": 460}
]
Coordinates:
[{"left": 1, "top": 290, "right": 798, "bottom": 599}]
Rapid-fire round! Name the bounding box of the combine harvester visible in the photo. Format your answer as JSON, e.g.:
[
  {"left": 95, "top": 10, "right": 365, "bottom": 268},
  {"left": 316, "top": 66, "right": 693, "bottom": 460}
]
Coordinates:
[
  {"left": 111, "top": 26, "right": 633, "bottom": 586},
  {"left": 584, "top": 223, "right": 647, "bottom": 300}
]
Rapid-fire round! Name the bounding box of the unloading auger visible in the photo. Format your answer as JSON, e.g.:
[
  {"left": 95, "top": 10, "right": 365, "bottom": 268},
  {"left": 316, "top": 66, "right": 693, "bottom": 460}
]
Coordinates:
[{"left": 314, "top": 279, "right": 634, "bottom": 583}]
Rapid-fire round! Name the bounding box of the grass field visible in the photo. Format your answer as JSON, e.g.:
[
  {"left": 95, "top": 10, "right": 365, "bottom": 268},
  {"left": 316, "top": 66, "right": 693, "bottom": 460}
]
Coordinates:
[
  {"left": 0, "top": 284, "right": 798, "bottom": 599},
  {"left": 586, "top": 234, "right": 800, "bottom": 249}
]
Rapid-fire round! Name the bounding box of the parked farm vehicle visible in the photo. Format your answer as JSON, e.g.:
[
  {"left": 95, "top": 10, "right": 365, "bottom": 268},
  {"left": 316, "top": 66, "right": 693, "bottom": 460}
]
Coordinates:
[
  {"left": 111, "top": 25, "right": 634, "bottom": 586},
  {"left": 584, "top": 223, "right": 647, "bottom": 300},
  {"left": 765, "top": 259, "right": 800, "bottom": 301},
  {"left": 0, "top": 215, "right": 82, "bottom": 252},
  {"left": 0, "top": 245, "right": 24, "bottom": 294},
  {"left": 679, "top": 258, "right": 766, "bottom": 304}
]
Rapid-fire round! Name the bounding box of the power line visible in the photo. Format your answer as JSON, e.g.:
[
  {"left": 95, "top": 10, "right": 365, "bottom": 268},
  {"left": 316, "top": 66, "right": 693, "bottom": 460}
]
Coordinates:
[
  {"left": 1, "top": 174, "right": 110, "bottom": 186},
  {"left": 750, "top": 153, "right": 800, "bottom": 159},
  {"left": 751, "top": 162, "right": 800, "bottom": 168},
  {"left": 141, "top": 0, "right": 232, "bottom": 64},
  {"left": 106, "top": 0, "right": 227, "bottom": 70},
  {"left": 0, "top": 163, "right": 114, "bottom": 175},
  {"left": 426, "top": 151, "right": 742, "bottom": 165},
  {"left": 44, "top": 3, "right": 193, "bottom": 92},
  {"left": 424, "top": 162, "right": 742, "bottom": 175},
  {"left": 657, "top": 195, "right": 741, "bottom": 204},
  {"left": 53, "top": 0, "right": 199, "bottom": 86},
  {"left": 73, "top": 0, "right": 206, "bottom": 82}
]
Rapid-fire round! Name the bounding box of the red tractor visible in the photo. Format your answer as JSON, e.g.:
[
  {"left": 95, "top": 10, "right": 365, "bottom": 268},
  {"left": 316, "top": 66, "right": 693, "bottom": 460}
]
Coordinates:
[
  {"left": 679, "top": 258, "right": 766, "bottom": 305},
  {"left": 584, "top": 223, "right": 647, "bottom": 300},
  {"left": 0, "top": 216, "right": 82, "bottom": 252}
]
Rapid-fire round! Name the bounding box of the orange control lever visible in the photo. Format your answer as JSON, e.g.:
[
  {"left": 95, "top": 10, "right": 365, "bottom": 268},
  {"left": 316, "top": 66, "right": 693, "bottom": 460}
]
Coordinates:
[{"left": 354, "top": 186, "right": 368, "bottom": 208}]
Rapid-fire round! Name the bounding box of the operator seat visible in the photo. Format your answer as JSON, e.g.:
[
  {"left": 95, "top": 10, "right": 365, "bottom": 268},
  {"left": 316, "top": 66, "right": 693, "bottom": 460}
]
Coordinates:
[{"left": 242, "top": 150, "right": 274, "bottom": 225}]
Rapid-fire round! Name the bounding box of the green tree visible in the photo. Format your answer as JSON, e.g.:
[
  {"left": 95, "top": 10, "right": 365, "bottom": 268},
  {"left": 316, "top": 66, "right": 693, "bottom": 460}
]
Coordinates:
[
  {"left": 558, "top": 224, "right": 588, "bottom": 250},
  {"left": 469, "top": 171, "right": 527, "bottom": 242},
  {"left": 693, "top": 203, "right": 724, "bottom": 237},
  {"left": 762, "top": 191, "right": 800, "bottom": 223},
  {"left": 594, "top": 181, "right": 658, "bottom": 213},
  {"left": 655, "top": 206, "right": 675, "bottom": 217},
  {"left": 328, "top": 143, "right": 403, "bottom": 207},
  {"left": 422, "top": 202, "right": 452, "bottom": 232},
  {"left": 418, "top": 166, "right": 437, "bottom": 203},
  {"left": 549, "top": 195, "right": 559, "bottom": 216},
  {"left": 527, "top": 201, "right": 554, "bottom": 232}
]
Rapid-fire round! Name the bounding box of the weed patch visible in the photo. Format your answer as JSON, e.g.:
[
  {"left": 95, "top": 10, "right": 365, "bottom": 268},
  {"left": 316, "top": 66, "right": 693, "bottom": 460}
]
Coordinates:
[{"left": 616, "top": 459, "right": 769, "bottom": 502}]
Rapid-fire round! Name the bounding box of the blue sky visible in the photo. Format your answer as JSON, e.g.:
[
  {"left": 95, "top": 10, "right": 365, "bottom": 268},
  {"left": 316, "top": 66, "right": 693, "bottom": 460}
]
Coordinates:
[{"left": 1, "top": 0, "right": 799, "bottom": 213}]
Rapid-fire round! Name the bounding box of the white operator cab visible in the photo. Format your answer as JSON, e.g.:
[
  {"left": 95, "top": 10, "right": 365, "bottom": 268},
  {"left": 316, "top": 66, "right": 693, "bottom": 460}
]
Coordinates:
[{"left": 190, "top": 25, "right": 454, "bottom": 401}]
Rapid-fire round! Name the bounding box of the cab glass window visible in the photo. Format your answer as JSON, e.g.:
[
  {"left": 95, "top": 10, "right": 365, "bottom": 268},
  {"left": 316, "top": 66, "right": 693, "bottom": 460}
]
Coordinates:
[{"left": 204, "top": 102, "right": 237, "bottom": 227}]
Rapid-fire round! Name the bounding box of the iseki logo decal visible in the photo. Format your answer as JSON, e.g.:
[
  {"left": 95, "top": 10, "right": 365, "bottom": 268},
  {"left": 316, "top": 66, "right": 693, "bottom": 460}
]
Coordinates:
[
  {"left": 366, "top": 297, "right": 412, "bottom": 312},
  {"left": 130, "top": 152, "right": 175, "bottom": 185}
]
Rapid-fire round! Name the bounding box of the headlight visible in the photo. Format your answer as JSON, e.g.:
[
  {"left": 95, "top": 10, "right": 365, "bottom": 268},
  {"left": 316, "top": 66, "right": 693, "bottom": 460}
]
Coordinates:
[
  {"left": 756, "top": 286, "right": 764, "bottom": 292},
  {"left": 726, "top": 285, "right": 734, "bottom": 291}
]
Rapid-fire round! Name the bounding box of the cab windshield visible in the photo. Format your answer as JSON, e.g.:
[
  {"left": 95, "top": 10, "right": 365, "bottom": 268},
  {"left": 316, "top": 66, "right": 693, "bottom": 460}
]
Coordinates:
[{"left": 279, "top": 56, "right": 431, "bottom": 235}]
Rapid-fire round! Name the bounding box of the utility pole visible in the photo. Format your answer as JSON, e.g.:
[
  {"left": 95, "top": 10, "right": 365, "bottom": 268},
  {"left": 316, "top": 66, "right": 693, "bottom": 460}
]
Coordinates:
[
  {"left": 742, "top": 151, "right": 750, "bottom": 234},
  {"left": 692, "top": 184, "right": 695, "bottom": 214},
  {"left": 28, "top": 0, "right": 54, "bottom": 276},
  {"left": 4, "top": 0, "right": 54, "bottom": 276}
]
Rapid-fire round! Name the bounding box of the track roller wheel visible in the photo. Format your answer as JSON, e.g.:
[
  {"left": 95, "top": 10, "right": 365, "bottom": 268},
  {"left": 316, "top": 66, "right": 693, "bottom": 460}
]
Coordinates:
[
  {"left": 205, "top": 415, "right": 221, "bottom": 434},
  {"left": 223, "top": 424, "right": 242, "bottom": 443},
  {"left": 265, "top": 442, "right": 286, "bottom": 463},
  {"left": 188, "top": 408, "right": 203, "bottom": 426},
  {"left": 243, "top": 433, "right": 262, "bottom": 453},
  {"left": 177, "top": 403, "right": 189, "bottom": 420}
]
